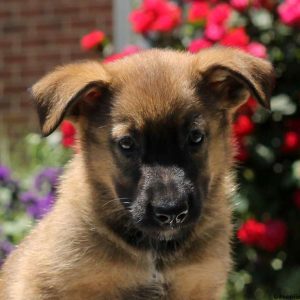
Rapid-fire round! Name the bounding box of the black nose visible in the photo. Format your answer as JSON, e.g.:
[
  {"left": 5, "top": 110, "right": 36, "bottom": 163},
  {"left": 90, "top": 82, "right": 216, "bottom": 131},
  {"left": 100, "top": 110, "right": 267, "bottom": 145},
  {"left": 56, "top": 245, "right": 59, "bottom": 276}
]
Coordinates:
[{"left": 153, "top": 202, "right": 189, "bottom": 226}]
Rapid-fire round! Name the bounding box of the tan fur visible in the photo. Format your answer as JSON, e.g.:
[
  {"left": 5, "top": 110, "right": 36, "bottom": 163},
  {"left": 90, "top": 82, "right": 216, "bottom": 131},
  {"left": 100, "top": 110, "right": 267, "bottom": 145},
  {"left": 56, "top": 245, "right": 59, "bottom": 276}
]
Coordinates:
[{"left": 0, "top": 48, "right": 274, "bottom": 300}]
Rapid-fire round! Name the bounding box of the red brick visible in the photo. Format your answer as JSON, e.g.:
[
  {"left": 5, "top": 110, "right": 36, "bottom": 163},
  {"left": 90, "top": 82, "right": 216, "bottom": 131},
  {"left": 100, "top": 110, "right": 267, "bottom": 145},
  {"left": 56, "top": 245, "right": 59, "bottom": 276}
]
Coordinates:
[
  {"left": 51, "top": 36, "right": 79, "bottom": 45},
  {"left": 21, "top": 38, "right": 50, "bottom": 48},
  {"left": 34, "top": 53, "right": 61, "bottom": 61},
  {"left": 4, "top": 54, "right": 27, "bottom": 64},
  {"left": 52, "top": 6, "right": 81, "bottom": 15}
]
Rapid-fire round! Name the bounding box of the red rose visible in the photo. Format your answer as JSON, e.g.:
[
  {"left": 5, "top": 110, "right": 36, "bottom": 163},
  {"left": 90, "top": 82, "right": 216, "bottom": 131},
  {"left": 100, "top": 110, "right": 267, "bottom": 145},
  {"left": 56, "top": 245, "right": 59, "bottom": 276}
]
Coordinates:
[
  {"left": 220, "top": 27, "right": 250, "bottom": 49},
  {"left": 238, "top": 219, "right": 265, "bottom": 245},
  {"left": 293, "top": 190, "right": 300, "bottom": 209},
  {"left": 151, "top": 4, "right": 181, "bottom": 32},
  {"left": 204, "top": 4, "right": 231, "bottom": 41},
  {"left": 278, "top": 0, "right": 300, "bottom": 27},
  {"left": 257, "top": 220, "right": 287, "bottom": 252},
  {"left": 188, "top": 2, "right": 210, "bottom": 23},
  {"left": 246, "top": 42, "right": 267, "bottom": 58},
  {"left": 129, "top": 0, "right": 181, "bottom": 34},
  {"left": 188, "top": 38, "right": 212, "bottom": 53},
  {"left": 60, "top": 120, "right": 76, "bottom": 148},
  {"left": 207, "top": 3, "right": 232, "bottom": 25},
  {"left": 234, "top": 115, "right": 255, "bottom": 137},
  {"left": 204, "top": 22, "right": 225, "bottom": 41},
  {"left": 238, "top": 219, "right": 287, "bottom": 252},
  {"left": 282, "top": 131, "right": 300, "bottom": 153},
  {"left": 80, "top": 30, "right": 105, "bottom": 51},
  {"left": 129, "top": 9, "right": 155, "bottom": 33}
]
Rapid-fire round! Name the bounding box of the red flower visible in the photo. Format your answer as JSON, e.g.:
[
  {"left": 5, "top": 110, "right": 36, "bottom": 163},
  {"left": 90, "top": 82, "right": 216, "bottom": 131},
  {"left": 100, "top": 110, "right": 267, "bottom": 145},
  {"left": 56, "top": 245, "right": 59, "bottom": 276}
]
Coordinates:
[
  {"left": 188, "top": 2, "right": 210, "bottom": 23},
  {"left": 246, "top": 42, "right": 267, "bottom": 58},
  {"left": 129, "top": 0, "right": 181, "bottom": 34},
  {"left": 278, "top": 0, "right": 300, "bottom": 27},
  {"left": 151, "top": 2, "right": 181, "bottom": 32},
  {"left": 60, "top": 120, "right": 76, "bottom": 148},
  {"left": 234, "top": 115, "right": 255, "bottom": 137},
  {"left": 238, "top": 219, "right": 287, "bottom": 252},
  {"left": 204, "top": 22, "right": 225, "bottom": 41},
  {"left": 293, "top": 190, "right": 300, "bottom": 209},
  {"left": 282, "top": 131, "right": 300, "bottom": 153},
  {"left": 80, "top": 30, "right": 105, "bottom": 51},
  {"left": 220, "top": 27, "right": 250, "bottom": 49},
  {"left": 238, "top": 219, "right": 265, "bottom": 245},
  {"left": 257, "top": 220, "right": 287, "bottom": 252},
  {"left": 188, "top": 38, "right": 212, "bottom": 53},
  {"left": 103, "top": 45, "right": 142, "bottom": 63},
  {"left": 204, "top": 3, "right": 232, "bottom": 41},
  {"left": 207, "top": 3, "right": 231, "bottom": 25},
  {"left": 129, "top": 9, "right": 154, "bottom": 33}
]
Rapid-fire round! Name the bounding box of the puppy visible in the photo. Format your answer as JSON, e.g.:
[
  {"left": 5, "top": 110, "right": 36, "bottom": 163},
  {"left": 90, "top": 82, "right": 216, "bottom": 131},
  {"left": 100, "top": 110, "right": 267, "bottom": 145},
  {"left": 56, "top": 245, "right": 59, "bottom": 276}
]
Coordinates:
[{"left": 0, "top": 47, "right": 274, "bottom": 300}]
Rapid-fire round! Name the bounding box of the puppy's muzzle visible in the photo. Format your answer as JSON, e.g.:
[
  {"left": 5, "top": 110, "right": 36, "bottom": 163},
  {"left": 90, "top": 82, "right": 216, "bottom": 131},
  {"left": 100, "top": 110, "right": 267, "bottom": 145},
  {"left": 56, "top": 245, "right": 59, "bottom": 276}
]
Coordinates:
[{"left": 134, "top": 165, "right": 199, "bottom": 231}]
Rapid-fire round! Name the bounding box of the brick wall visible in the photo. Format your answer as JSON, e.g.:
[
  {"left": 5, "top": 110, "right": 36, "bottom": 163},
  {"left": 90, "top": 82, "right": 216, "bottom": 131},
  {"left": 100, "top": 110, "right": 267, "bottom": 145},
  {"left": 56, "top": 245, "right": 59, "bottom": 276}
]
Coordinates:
[{"left": 0, "top": 0, "right": 112, "bottom": 139}]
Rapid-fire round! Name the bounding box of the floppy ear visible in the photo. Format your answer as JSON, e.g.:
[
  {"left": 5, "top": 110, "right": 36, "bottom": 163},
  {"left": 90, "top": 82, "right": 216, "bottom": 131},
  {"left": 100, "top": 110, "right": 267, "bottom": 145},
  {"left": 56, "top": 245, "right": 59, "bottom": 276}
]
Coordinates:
[
  {"left": 31, "top": 61, "right": 111, "bottom": 136},
  {"left": 196, "top": 47, "right": 275, "bottom": 111}
]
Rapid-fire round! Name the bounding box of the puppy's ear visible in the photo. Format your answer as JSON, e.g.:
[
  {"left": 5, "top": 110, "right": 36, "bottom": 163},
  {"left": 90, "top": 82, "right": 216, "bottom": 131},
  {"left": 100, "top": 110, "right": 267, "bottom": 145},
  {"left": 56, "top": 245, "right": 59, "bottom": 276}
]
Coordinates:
[
  {"left": 196, "top": 47, "right": 275, "bottom": 111},
  {"left": 31, "top": 61, "right": 111, "bottom": 136}
]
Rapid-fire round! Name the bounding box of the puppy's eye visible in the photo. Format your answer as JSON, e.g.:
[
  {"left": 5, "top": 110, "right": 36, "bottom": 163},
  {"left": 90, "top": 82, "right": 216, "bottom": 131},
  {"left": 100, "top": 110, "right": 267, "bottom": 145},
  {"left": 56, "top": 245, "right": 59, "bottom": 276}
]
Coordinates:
[
  {"left": 119, "top": 136, "right": 135, "bottom": 152},
  {"left": 188, "top": 129, "right": 204, "bottom": 146}
]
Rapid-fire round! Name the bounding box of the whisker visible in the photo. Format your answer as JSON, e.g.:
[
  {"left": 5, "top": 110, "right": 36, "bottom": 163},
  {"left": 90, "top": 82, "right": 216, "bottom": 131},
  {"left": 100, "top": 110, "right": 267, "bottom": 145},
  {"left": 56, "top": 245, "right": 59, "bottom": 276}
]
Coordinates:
[{"left": 101, "top": 197, "right": 131, "bottom": 208}]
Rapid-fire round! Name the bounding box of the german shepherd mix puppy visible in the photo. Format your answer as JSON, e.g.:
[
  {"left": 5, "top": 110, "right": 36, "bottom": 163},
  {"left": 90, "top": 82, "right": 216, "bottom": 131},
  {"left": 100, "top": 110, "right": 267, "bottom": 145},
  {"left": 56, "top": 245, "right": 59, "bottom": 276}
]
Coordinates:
[{"left": 0, "top": 48, "right": 274, "bottom": 300}]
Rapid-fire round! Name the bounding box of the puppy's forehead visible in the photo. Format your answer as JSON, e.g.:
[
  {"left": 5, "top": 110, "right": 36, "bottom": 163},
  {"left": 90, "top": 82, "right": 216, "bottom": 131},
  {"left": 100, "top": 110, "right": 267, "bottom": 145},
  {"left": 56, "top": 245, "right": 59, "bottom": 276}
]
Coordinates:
[{"left": 106, "top": 50, "right": 201, "bottom": 128}]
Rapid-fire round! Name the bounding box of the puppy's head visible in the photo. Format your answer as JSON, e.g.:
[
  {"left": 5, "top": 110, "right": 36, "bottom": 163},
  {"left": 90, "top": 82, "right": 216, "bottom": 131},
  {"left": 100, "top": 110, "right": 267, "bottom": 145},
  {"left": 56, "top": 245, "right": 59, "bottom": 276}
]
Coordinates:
[{"left": 31, "top": 48, "right": 274, "bottom": 243}]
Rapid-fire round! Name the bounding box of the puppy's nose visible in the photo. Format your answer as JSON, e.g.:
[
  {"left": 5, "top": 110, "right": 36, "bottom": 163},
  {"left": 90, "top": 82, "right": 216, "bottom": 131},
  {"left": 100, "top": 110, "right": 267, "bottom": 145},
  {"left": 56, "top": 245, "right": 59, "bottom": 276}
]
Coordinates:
[{"left": 153, "top": 203, "right": 189, "bottom": 226}]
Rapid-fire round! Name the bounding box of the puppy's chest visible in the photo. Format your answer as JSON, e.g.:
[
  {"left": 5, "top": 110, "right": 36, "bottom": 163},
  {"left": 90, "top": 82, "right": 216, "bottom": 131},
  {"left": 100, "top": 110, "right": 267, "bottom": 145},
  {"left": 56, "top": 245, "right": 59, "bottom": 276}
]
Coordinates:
[
  {"left": 121, "top": 256, "right": 169, "bottom": 300},
  {"left": 121, "top": 271, "right": 168, "bottom": 300}
]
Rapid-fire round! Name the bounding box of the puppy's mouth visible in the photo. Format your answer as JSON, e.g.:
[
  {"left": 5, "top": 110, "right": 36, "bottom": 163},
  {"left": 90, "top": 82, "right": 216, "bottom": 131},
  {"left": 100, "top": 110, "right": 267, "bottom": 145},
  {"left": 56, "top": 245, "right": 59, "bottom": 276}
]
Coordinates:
[
  {"left": 106, "top": 207, "right": 193, "bottom": 252},
  {"left": 153, "top": 227, "right": 189, "bottom": 241}
]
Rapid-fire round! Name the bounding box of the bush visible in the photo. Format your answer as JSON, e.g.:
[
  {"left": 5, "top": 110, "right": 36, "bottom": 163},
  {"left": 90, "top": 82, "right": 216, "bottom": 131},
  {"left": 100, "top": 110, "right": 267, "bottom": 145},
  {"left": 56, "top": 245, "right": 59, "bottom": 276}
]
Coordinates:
[{"left": 0, "top": 131, "right": 70, "bottom": 266}]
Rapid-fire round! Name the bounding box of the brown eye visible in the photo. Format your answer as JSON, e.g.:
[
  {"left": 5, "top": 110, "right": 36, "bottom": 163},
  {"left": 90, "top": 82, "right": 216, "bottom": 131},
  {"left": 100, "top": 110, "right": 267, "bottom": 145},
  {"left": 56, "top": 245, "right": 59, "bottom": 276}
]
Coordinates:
[
  {"left": 119, "top": 136, "right": 135, "bottom": 152},
  {"left": 188, "top": 129, "right": 204, "bottom": 146}
]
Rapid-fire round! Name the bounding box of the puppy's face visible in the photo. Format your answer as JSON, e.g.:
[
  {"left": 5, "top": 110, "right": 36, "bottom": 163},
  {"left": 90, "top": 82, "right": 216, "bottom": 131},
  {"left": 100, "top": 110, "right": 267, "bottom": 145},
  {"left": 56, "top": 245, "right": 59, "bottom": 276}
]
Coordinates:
[
  {"left": 32, "top": 48, "right": 274, "bottom": 243},
  {"left": 110, "top": 96, "right": 206, "bottom": 237}
]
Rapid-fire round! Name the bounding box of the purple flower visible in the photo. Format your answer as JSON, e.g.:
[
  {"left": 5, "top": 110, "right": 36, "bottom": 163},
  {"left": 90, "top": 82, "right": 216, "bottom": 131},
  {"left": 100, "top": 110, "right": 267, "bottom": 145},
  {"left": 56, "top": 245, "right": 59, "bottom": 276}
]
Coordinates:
[
  {"left": 34, "top": 168, "right": 62, "bottom": 194},
  {"left": 0, "top": 166, "right": 11, "bottom": 183},
  {"left": 38, "top": 194, "right": 55, "bottom": 216},
  {"left": 25, "top": 193, "right": 55, "bottom": 219},
  {"left": 0, "top": 239, "right": 14, "bottom": 268},
  {"left": 20, "top": 191, "right": 39, "bottom": 204},
  {"left": 0, "top": 240, "right": 14, "bottom": 255}
]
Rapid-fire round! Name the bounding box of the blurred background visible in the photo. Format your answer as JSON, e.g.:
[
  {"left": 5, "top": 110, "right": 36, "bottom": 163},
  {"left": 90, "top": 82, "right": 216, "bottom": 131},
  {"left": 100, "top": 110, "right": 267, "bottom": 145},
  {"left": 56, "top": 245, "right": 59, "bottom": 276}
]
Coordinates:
[{"left": 0, "top": 0, "right": 299, "bottom": 299}]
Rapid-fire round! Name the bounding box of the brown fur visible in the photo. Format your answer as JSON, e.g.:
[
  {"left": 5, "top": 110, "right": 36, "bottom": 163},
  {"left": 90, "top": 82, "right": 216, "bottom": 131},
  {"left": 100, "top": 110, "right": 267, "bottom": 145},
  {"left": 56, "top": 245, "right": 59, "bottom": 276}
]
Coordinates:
[{"left": 0, "top": 48, "right": 274, "bottom": 299}]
